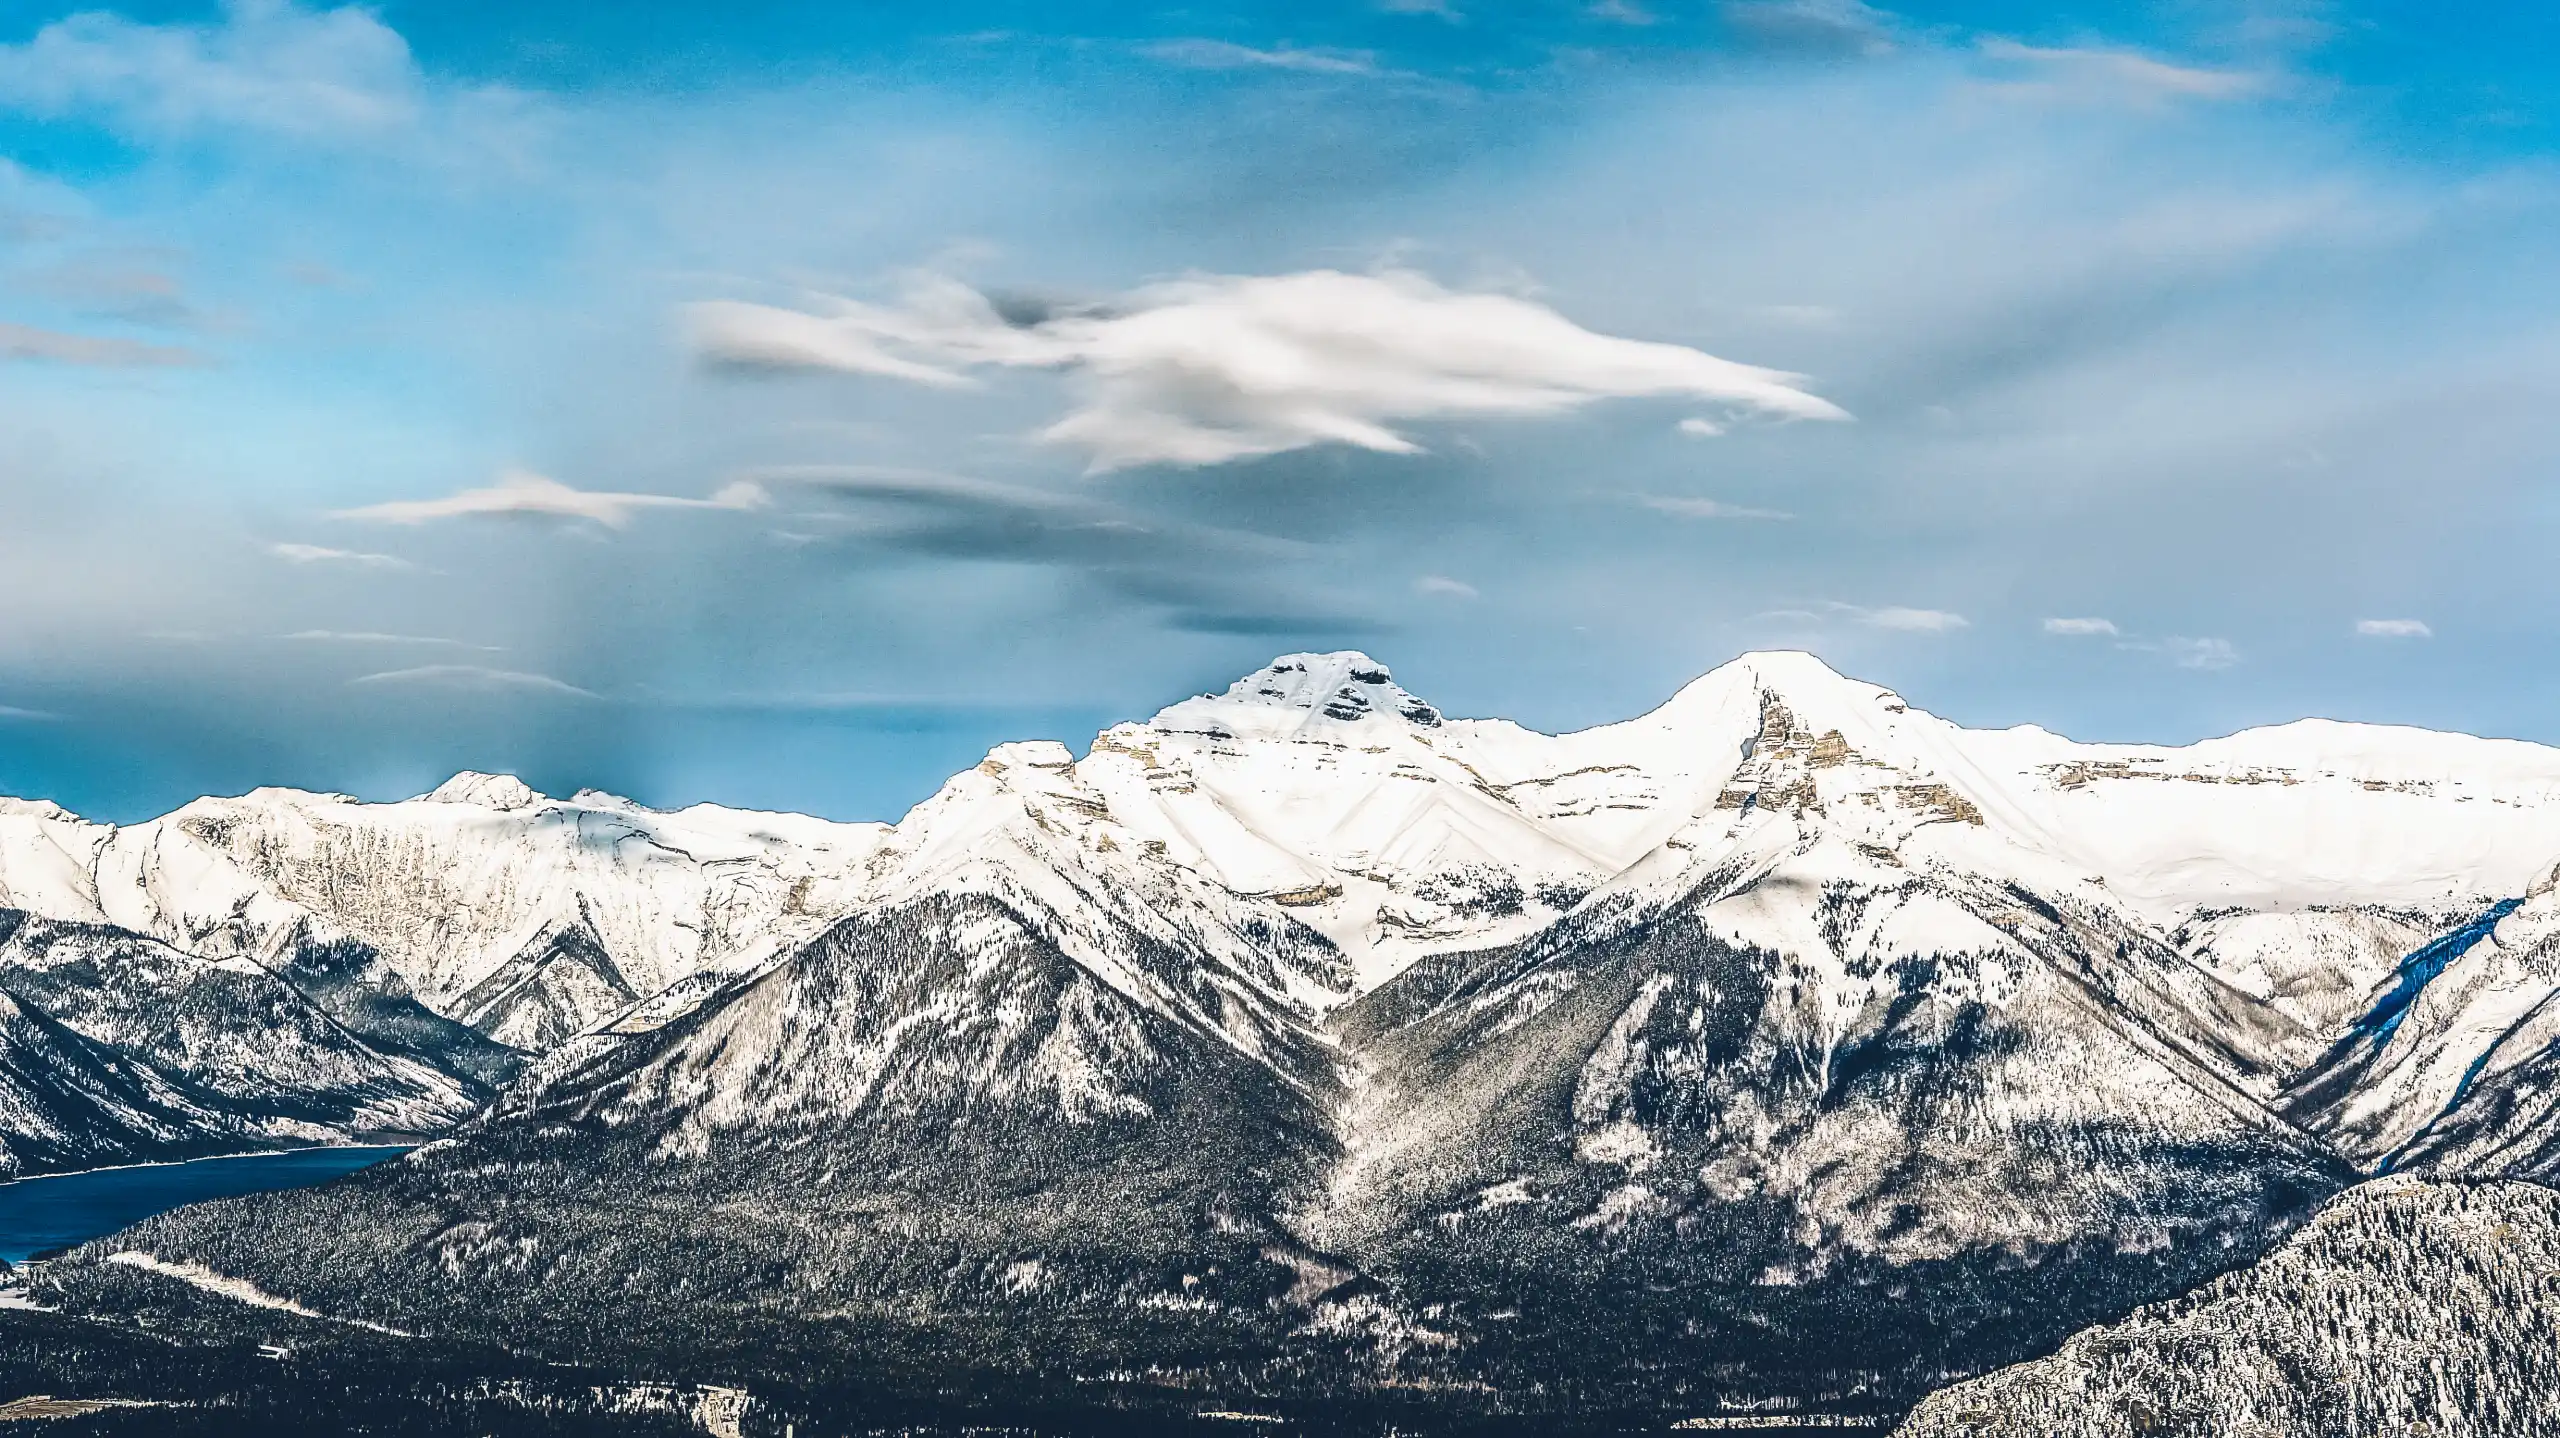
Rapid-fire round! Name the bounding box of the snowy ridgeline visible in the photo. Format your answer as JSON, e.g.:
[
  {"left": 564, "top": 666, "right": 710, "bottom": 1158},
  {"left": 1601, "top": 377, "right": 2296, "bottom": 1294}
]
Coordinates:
[
  {"left": 0, "top": 910, "right": 489, "bottom": 1179},
  {"left": 12, "top": 650, "right": 2560, "bottom": 1419},
  {"left": 1899, "top": 1178, "right": 2560, "bottom": 1437}
]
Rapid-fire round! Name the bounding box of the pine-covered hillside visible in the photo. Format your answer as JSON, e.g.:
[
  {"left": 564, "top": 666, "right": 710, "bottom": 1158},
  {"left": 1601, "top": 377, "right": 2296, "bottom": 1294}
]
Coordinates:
[{"left": 1896, "top": 1178, "right": 2560, "bottom": 1438}]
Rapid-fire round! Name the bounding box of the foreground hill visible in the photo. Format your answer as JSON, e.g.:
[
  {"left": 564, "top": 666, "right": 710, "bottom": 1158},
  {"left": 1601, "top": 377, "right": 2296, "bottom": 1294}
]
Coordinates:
[{"left": 1897, "top": 1177, "right": 2560, "bottom": 1437}]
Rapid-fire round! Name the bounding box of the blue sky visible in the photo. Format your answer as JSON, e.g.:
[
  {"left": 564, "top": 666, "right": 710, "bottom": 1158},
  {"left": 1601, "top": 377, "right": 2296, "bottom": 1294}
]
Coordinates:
[{"left": 2, "top": 0, "right": 2557, "bottom": 822}]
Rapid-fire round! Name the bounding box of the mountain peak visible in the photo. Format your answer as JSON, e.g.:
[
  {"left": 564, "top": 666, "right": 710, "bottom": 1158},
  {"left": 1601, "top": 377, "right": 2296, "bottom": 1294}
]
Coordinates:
[
  {"left": 1153, "top": 651, "right": 1442, "bottom": 738},
  {"left": 419, "top": 771, "right": 545, "bottom": 811},
  {"left": 1650, "top": 649, "right": 1912, "bottom": 727}
]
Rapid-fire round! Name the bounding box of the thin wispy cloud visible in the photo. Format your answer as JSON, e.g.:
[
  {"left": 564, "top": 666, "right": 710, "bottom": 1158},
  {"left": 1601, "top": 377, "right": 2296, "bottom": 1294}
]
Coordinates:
[
  {"left": 2043, "top": 616, "right": 2120, "bottom": 636},
  {"left": 744, "top": 466, "right": 1344, "bottom": 635},
  {"left": 348, "top": 664, "right": 596, "bottom": 699},
  {"left": 1978, "top": 38, "right": 2258, "bottom": 100},
  {"left": 1753, "top": 602, "right": 1968, "bottom": 633},
  {"left": 2355, "top": 618, "right": 2432, "bottom": 639},
  {"left": 1676, "top": 417, "right": 1728, "bottom": 437},
  {"left": 28, "top": 258, "right": 211, "bottom": 331},
  {"left": 2144, "top": 636, "right": 2240, "bottom": 670},
  {"left": 749, "top": 466, "right": 1298, "bottom": 566},
  {"left": 268, "top": 542, "right": 419, "bottom": 569},
  {"left": 1721, "top": 0, "right": 1896, "bottom": 57},
  {"left": 691, "top": 268, "right": 1849, "bottom": 471},
  {"left": 1854, "top": 604, "right": 1968, "bottom": 633},
  {"left": 1143, "top": 39, "right": 1378, "bottom": 76},
  {"left": 1639, "top": 495, "right": 1793, "bottom": 521},
  {"left": 0, "top": 702, "right": 60, "bottom": 722},
  {"left": 282, "top": 630, "right": 499, "bottom": 650},
  {"left": 1413, "top": 574, "right": 1479, "bottom": 599},
  {"left": 0, "top": 320, "right": 205, "bottom": 367},
  {"left": 334, "top": 469, "right": 767, "bottom": 528}
]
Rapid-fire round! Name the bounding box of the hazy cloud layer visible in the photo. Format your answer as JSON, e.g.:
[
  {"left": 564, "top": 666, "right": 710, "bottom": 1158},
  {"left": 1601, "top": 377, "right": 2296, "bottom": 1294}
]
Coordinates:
[
  {"left": 1, "top": 320, "right": 203, "bottom": 366},
  {"left": 692, "top": 269, "right": 1849, "bottom": 470}
]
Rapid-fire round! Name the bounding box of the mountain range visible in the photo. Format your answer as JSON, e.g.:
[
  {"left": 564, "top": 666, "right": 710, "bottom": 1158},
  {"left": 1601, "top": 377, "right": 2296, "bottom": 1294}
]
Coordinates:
[{"left": 7, "top": 649, "right": 2560, "bottom": 1427}]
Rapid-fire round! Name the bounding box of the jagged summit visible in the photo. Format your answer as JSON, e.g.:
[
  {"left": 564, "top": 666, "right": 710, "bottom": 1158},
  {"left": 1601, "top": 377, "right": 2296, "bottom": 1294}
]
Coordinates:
[
  {"left": 420, "top": 771, "right": 544, "bottom": 810},
  {"left": 1152, "top": 650, "right": 1442, "bottom": 739}
]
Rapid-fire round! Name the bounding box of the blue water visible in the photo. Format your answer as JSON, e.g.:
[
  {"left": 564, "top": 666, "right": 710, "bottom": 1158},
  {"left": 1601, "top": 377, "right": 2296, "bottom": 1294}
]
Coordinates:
[{"left": 0, "top": 1146, "right": 410, "bottom": 1264}]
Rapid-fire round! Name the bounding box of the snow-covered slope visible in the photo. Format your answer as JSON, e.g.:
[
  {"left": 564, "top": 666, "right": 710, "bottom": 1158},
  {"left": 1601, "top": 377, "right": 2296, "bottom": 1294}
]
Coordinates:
[
  {"left": 0, "top": 780, "right": 892, "bottom": 1048},
  {"left": 2302, "top": 859, "right": 2560, "bottom": 1176},
  {"left": 1896, "top": 1177, "right": 2560, "bottom": 1438},
  {"left": 0, "top": 910, "right": 485, "bottom": 1178}
]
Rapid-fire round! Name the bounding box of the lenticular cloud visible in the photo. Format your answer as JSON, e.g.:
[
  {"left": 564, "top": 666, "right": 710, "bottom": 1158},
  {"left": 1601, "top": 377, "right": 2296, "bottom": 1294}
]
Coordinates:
[{"left": 690, "top": 269, "right": 1849, "bottom": 470}]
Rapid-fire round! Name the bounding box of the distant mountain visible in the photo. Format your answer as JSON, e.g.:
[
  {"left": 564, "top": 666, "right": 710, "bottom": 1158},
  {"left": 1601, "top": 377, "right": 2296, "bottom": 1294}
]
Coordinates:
[
  {"left": 0, "top": 910, "right": 487, "bottom": 1178},
  {"left": 0, "top": 780, "right": 890, "bottom": 1050},
  {"left": 1896, "top": 1177, "right": 2560, "bottom": 1437},
  {"left": 39, "top": 650, "right": 2560, "bottom": 1417}
]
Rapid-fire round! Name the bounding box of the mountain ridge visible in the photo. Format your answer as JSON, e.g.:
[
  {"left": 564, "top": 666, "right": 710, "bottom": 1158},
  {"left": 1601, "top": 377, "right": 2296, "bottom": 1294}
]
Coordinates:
[{"left": 11, "top": 647, "right": 2560, "bottom": 1422}]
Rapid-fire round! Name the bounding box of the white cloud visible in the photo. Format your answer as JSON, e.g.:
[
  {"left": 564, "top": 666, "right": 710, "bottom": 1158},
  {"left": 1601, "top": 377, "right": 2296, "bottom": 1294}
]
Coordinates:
[
  {"left": 0, "top": 321, "right": 204, "bottom": 367},
  {"left": 1142, "top": 39, "right": 1379, "bottom": 75},
  {"left": 348, "top": 664, "right": 595, "bottom": 698},
  {"left": 691, "top": 268, "right": 1849, "bottom": 471},
  {"left": 1413, "top": 574, "right": 1480, "bottom": 599},
  {"left": 1639, "top": 495, "right": 1793, "bottom": 520},
  {"left": 2042, "top": 616, "right": 2120, "bottom": 636},
  {"left": 0, "top": 0, "right": 424, "bottom": 140},
  {"left": 1855, "top": 605, "right": 1969, "bottom": 633},
  {"left": 2355, "top": 618, "right": 2432, "bottom": 639},
  {"left": 333, "top": 469, "right": 767, "bottom": 528},
  {"left": 1978, "top": 39, "right": 2258, "bottom": 100},
  {"left": 0, "top": 702, "right": 59, "bottom": 721},
  {"left": 1677, "top": 417, "right": 1728, "bottom": 437},
  {"left": 268, "top": 541, "right": 417, "bottom": 569}
]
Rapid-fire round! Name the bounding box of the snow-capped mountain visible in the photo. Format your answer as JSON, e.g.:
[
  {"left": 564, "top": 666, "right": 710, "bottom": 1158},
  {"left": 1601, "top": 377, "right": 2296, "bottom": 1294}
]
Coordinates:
[
  {"left": 40, "top": 649, "right": 2560, "bottom": 1417},
  {"left": 0, "top": 781, "right": 891, "bottom": 1051},
  {"left": 0, "top": 910, "right": 486, "bottom": 1178},
  {"left": 1895, "top": 1177, "right": 2560, "bottom": 1437}
]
